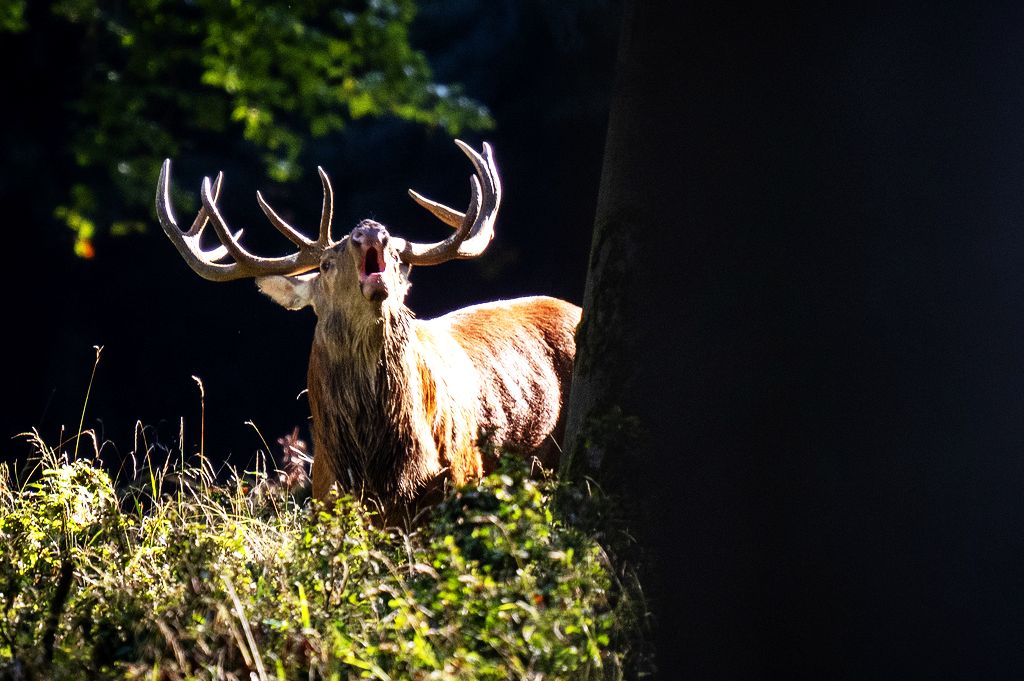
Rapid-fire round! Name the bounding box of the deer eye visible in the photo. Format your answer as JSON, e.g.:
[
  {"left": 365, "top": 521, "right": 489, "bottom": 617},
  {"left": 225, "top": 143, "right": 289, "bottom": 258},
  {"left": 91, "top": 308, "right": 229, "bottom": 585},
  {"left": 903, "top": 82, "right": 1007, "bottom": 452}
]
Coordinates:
[{"left": 320, "top": 260, "right": 333, "bottom": 272}]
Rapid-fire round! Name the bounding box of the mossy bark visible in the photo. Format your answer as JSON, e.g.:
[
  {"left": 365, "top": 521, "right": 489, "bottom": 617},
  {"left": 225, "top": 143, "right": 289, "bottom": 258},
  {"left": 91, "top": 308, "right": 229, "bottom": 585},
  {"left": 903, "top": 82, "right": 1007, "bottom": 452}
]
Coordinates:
[{"left": 561, "top": 3, "right": 764, "bottom": 675}]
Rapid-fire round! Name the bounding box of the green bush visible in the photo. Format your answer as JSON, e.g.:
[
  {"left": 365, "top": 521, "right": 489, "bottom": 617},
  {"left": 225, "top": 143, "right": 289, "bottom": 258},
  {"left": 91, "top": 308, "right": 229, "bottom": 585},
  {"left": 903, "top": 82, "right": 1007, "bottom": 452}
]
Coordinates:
[{"left": 0, "top": 434, "right": 645, "bottom": 679}]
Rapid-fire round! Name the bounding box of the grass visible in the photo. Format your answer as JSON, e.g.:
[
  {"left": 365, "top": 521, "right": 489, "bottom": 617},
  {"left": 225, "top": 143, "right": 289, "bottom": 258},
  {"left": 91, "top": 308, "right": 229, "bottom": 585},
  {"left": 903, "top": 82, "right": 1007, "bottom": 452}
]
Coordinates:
[{"left": 0, "top": 428, "right": 648, "bottom": 679}]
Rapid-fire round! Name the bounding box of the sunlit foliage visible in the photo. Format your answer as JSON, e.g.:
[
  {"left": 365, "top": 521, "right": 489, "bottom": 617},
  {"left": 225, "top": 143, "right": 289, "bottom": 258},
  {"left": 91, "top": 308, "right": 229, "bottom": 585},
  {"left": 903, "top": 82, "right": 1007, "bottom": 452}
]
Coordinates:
[
  {"left": 0, "top": 436, "right": 645, "bottom": 678},
  {"left": 2, "top": 0, "right": 492, "bottom": 256}
]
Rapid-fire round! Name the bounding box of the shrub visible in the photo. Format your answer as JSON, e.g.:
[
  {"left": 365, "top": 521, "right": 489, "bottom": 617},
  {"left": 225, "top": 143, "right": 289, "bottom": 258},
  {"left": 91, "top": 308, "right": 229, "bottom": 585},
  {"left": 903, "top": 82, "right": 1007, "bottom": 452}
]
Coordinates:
[{"left": 0, "top": 433, "right": 645, "bottom": 679}]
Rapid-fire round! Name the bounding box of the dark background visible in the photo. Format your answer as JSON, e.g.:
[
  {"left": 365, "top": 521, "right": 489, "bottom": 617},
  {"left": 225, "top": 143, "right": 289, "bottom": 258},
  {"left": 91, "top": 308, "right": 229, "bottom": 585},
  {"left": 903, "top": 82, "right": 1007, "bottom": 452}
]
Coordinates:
[
  {"left": 605, "top": 3, "right": 1024, "bottom": 677},
  {"left": 0, "top": 1, "right": 620, "bottom": 469}
]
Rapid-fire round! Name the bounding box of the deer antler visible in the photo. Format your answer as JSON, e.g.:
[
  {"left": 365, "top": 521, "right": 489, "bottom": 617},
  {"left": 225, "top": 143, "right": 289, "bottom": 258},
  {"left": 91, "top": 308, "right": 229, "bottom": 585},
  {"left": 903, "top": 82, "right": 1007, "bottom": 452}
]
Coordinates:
[
  {"left": 393, "top": 140, "right": 501, "bottom": 266},
  {"left": 156, "top": 161, "right": 336, "bottom": 281}
]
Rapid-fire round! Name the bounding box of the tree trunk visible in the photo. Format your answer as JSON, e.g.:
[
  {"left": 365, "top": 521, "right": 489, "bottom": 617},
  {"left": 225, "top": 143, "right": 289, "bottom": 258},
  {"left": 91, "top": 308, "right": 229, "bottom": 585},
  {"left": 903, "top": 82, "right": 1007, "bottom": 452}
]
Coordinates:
[{"left": 565, "top": 2, "right": 1024, "bottom": 678}]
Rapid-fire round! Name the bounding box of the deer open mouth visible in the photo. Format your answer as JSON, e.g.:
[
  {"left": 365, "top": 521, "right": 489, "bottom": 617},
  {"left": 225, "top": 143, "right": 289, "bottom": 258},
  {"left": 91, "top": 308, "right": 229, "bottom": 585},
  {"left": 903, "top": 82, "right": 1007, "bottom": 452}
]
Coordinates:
[
  {"left": 361, "top": 246, "right": 385, "bottom": 278},
  {"left": 360, "top": 246, "right": 388, "bottom": 300}
]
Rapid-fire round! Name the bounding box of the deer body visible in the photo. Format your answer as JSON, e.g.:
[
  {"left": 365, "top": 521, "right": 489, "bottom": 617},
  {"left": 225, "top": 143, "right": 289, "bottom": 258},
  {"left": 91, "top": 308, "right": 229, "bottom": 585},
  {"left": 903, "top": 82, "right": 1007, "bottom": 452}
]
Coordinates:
[
  {"left": 307, "top": 295, "right": 580, "bottom": 504},
  {"left": 157, "top": 141, "right": 580, "bottom": 510}
]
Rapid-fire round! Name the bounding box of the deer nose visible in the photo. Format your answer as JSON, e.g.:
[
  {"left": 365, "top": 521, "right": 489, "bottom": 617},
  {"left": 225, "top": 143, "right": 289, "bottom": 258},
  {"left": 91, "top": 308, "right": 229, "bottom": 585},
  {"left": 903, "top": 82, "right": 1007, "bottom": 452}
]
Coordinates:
[{"left": 352, "top": 221, "right": 389, "bottom": 248}]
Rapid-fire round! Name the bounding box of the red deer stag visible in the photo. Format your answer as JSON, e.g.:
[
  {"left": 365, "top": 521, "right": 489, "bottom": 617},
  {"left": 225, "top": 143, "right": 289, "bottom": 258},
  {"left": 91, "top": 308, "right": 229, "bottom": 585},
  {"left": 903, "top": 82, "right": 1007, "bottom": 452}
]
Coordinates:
[{"left": 156, "top": 141, "right": 580, "bottom": 512}]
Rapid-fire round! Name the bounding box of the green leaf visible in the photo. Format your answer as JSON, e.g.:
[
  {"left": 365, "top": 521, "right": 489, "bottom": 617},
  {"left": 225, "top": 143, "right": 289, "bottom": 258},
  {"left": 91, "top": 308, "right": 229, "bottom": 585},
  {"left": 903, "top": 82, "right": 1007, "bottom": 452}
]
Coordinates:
[{"left": 31, "top": 0, "right": 493, "bottom": 255}]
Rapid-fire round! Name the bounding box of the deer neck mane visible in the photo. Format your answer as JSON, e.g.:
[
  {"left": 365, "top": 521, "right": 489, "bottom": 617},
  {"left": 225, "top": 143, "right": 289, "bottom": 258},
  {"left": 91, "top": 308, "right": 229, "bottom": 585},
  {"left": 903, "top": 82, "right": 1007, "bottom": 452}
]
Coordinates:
[
  {"left": 313, "top": 298, "right": 410, "bottom": 372},
  {"left": 309, "top": 300, "right": 435, "bottom": 501}
]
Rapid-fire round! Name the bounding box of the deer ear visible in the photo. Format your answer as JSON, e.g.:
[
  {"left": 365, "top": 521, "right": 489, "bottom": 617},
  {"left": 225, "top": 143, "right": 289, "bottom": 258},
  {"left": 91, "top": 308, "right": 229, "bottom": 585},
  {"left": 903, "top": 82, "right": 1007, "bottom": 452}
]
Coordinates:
[{"left": 256, "top": 273, "right": 317, "bottom": 310}]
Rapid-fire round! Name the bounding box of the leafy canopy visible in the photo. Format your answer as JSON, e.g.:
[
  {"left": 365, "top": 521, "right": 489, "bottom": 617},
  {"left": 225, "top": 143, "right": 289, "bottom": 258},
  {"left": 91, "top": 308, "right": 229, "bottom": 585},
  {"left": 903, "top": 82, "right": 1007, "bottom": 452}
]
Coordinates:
[{"left": 4, "top": 0, "right": 492, "bottom": 256}]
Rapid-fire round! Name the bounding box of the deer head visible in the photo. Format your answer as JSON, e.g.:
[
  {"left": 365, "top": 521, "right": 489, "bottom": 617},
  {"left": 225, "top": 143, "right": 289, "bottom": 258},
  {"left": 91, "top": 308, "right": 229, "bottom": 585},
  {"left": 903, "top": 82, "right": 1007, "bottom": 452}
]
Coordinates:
[{"left": 155, "top": 140, "right": 501, "bottom": 324}]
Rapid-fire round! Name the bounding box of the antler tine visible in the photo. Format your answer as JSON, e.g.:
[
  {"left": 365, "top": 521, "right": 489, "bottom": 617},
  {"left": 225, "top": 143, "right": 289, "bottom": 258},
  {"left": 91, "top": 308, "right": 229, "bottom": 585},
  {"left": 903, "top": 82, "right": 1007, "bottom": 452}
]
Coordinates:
[
  {"left": 397, "top": 140, "right": 501, "bottom": 266},
  {"left": 181, "top": 172, "right": 245, "bottom": 262},
  {"left": 200, "top": 175, "right": 264, "bottom": 265},
  {"left": 254, "top": 166, "right": 335, "bottom": 249},
  {"left": 157, "top": 161, "right": 242, "bottom": 279},
  {"left": 451, "top": 140, "right": 500, "bottom": 257},
  {"left": 157, "top": 159, "right": 332, "bottom": 282},
  {"left": 316, "top": 166, "right": 335, "bottom": 246},
  {"left": 256, "top": 190, "right": 313, "bottom": 248},
  {"left": 394, "top": 178, "right": 482, "bottom": 266},
  {"left": 185, "top": 171, "right": 222, "bottom": 237},
  {"left": 407, "top": 188, "right": 465, "bottom": 228}
]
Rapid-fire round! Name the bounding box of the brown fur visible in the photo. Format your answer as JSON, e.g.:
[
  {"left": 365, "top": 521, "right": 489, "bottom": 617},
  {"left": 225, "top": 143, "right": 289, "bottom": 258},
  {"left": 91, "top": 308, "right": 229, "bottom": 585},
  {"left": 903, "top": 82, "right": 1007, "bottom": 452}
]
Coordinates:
[
  {"left": 308, "top": 295, "right": 580, "bottom": 511},
  {"left": 257, "top": 221, "right": 580, "bottom": 516}
]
